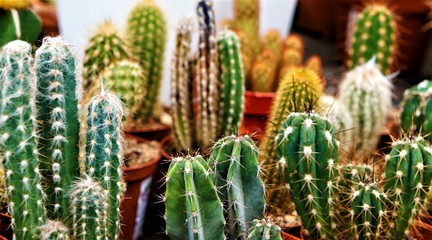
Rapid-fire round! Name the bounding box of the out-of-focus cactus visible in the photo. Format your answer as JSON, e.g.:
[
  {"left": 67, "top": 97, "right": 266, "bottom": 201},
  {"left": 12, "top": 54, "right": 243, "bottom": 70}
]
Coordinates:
[
  {"left": 262, "top": 30, "right": 282, "bottom": 60},
  {"left": 0, "top": 0, "right": 30, "bottom": 9},
  {"left": 233, "top": 0, "right": 259, "bottom": 57},
  {"left": 347, "top": 3, "right": 396, "bottom": 74},
  {"left": 208, "top": 135, "right": 265, "bottom": 239},
  {"left": 400, "top": 80, "right": 432, "bottom": 142},
  {"left": 283, "top": 33, "right": 304, "bottom": 53},
  {"left": 0, "top": 165, "right": 6, "bottom": 207},
  {"left": 250, "top": 50, "right": 278, "bottom": 92},
  {"left": 305, "top": 54, "right": 323, "bottom": 76},
  {"left": 35, "top": 37, "right": 80, "bottom": 220},
  {"left": 248, "top": 219, "right": 282, "bottom": 240},
  {"left": 233, "top": 30, "right": 253, "bottom": 84},
  {"left": 338, "top": 58, "right": 393, "bottom": 158},
  {"left": 0, "top": 40, "right": 46, "bottom": 239},
  {"left": 165, "top": 155, "right": 225, "bottom": 240},
  {"left": 37, "top": 220, "right": 70, "bottom": 240},
  {"left": 126, "top": 0, "right": 167, "bottom": 123},
  {"left": 279, "top": 48, "right": 303, "bottom": 79}
]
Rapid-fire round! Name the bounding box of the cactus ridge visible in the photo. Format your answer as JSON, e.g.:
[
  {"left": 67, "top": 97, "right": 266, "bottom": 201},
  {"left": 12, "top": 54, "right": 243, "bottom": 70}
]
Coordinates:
[
  {"left": 0, "top": 40, "right": 46, "bottom": 239},
  {"left": 37, "top": 220, "right": 70, "bottom": 240},
  {"left": 247, "top": 219, "right": 282, "bottom": 240}
]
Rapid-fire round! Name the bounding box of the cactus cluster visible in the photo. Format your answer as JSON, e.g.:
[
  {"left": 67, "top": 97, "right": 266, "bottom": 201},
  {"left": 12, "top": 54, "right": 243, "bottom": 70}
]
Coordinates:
[
  {"left": 37, "top": 220, "right": 70, "bottom": 240},
  {"left": 248, "top": 219, "right": 282, "bottom": 240}
]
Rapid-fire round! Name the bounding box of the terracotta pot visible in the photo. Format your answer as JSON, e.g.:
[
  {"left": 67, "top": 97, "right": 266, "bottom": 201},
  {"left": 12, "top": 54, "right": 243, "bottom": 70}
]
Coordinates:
[
  {"left": 120, "top": 135, "right": 162, "bottom": 240},
  {"left": 159, "top": 134, "right": 175, "bottom": 161},
  {"left": 279, "top": 223, "right": 304, "bottom": 240},
  {"left": 240, "top": 91, "right": 275, "bottom": 141},
  {"left": 0, "top": 212, "right": 11, "bottom": 240},
  {"left": 125, "top": 123, "right": 172, "bottom": 142}
]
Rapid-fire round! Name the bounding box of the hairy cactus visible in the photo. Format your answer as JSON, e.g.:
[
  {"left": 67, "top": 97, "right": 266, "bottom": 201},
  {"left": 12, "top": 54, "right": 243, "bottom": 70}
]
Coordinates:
[
  {"left": 383, "top": 136, "right": 432, "bottom": 239},
  {"left": 305, "top": 55, "right": 323, "bottom": 76},
  {"left": 126, "top": 0, "right": 167, "bottom": 123},
  {"left": 283, "top": 34, "right": 304, "bottom": 53},
  {"left": 262, "top": 30, "right": 282, "bottom": 59},
  {"left": 165, "top": 155, "right": 225, "bottom": 240},
  {"left": 82, "top": 21, "right": 128, "bottom": 95},
  {"left": 37, "top": 220, "right": 70, "bottom": 240},
  {"left": 208, "top": 135, "right": 265, "bottom": 239},
  {"left": 35, "top": 37, "right": 80, "bottom": 220},
  {"left": 0, "top": 40, "right": 46, "bottom": 239},
  {"left": 233, "top": 0, "right": 259, "bottom": 57},
  {"left": 347, "top": 3, "right": 396, "bottom": 74},
  {"left": 70, "top": 177, "right": 108, "bottom": 240},
  {"left": 338, "top": 58, "right": 393, "bottom": 158},
  {"left": 250, "top": 50, "right": 277, "bottom": 92},
  {"left": 400, "top": 80, "right": 432, "bottom": 142},
  {"left": 248, "top": 219, "right": 282, "bottom": 240}
]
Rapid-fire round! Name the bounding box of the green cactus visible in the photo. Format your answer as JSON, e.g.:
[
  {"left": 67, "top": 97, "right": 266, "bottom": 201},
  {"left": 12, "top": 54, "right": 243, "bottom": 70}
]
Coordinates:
[
  {"left": 126, "top": 0, "right": 167, "bottom": 123},
  {"left": 0, "top": 40, "right": 46, "bottom": 239},
  {"left": 233, "top": 29, "right": 253, "bottom": 84},
  {"left": 260, "top": 68, "right": 323, "bottom": 214},
  {"left": 165, "top": 155, "right": 225, "bottom": 240},
  {"left": 400, "top": 80, "right": 432, "bottom": 142},
  {"left": 383, "top": 135, "right": 432, "bottom": 239},
  {"left": 347, "top": 3, "right": 396, "bottom": 74},
  {"left": 248, "top": 219, "right": 282, "bottom": 240},
  {"left": 82, "top": 20, "right": 129, "bottom": 96},
  {"left": 70, "top": 177, "right": 108, "bottom": 240},
  {"left": 233, "top": 0, "right": 259, "bottom": 57},
  {"left": 35, "top": 37, "right": 80, "bottom": 220},
  {"left": 0, "top": 8, "right": 41, "bottom": 47},
  {"left": 208, "top": 135, "right": 265, "bottom": 239},
  {"left": 84, "top": 90, "right": 124, "bottom": 240},
  {"left": 274, "top": 112, "right": 339, "bottom": 239},
  {"left": 37, "top": 220, "right": 70, "bottom": 240},
  {"left": 338, "top": 58, "right": 393, "bottom": 158}
]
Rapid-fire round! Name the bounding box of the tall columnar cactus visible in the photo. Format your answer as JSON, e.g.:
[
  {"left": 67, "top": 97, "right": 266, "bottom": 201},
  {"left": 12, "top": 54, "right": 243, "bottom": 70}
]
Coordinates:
[
  {"left": 274, "top": 112, "right": 339, "bottom": 239},
  {"left": 338, "top": 58, "right": 393, "bottom": 158},
  {"left": 35, "top": 37, "right": 80, "bottom": 220},
  {"left": 0, "top": 40, "right": 46, "bottom": 239},
  {"left": 283, "top": 34, "right": 304, "bottom": 53},
  {"left": 233, "top": 0, "right": 259, "bottom": 57},
  {"left": 262, "top": 30, "right": 282, "bottom": 60},
  {"left": 400, "top": 80, "right": 432, "bottom": 142},
  {"left": 85, "top": 90, "right": 124, "bottom": 240},
  {"left": 208, "top": 135, "right": 265, "bottom": 239},
  {"left": 383, "top": 136, "right": 432, "bottom": 239},
  {"left": 247, "top": 219, "right": 282, "bottom": 240},
  {"left": 82, "top": 20, "right": 128, "bottom": 94},
  {"left": 126, "top": 0, "right": 167, "bottom": 123},
  {"left": 251, "top": 50, "right": 277, "bottom": 92},
  {"left": 37, "top": 220, "right": 70, "bottom": 240},
  {"left": 260, "top": 68, "right": 323, "bottom": 213},
  {"left": 165, "top": 155, "right": 225, "bottom": 240},
  {"left": 70, "top": 177, "right": 108, "bottom": 240},
  {"left": 347, "top": 3, "right": 396, "bottom": 74},
  {"left": 305, "top": 55, "right": 323, "bottom": 76},
  {"left": 217, "top": 30, "right": 245, "bottom": 136}
]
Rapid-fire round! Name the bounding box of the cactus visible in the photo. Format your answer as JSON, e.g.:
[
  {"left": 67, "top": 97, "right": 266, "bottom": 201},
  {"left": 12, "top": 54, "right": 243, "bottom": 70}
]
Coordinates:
[
  {"left": 383, "top": 135, "right": 432, "bottom": 239},
  {"left": 279, "top": 48, "right": 303, "bottom": 79},
  {"left": 35, "top": 37, "right": 80, "bottom": 220},
  {"left": 217, "top": 30, "right": 245, "bottom": 136},
  {"left": 165, "top": 155, "right": 225, "bottom": 240},
  {"left": 338, "top": 58, "right": 393, "bottom": 158},
  {"left": 274, "top": 112, "right": 339, "bottom": 239},
  {"left": 208, "top": 135, "right": 265, "bottom": 239},
  {"left": 0, "top": 40, "right": 46, "bottom": 239},
  {"left": 0, "top": 0, "right": 30, "bottom": 9},
  {"left": 248, "top": 219, "right": 282, "bottom": 240},
  {"left": 0, "top": 7, "right": 41, "bottom": 47},
  {"left": 70, "top": 177, "right": 108, "bottom": 240},
  {"left": 283, "top": 34, "right": 304, "bottom": 53},
  {"left": 262, "top": 30, "right": 282, "bottom": 59},
  {"left": 250, "top": 50, "right": 278, "bottom": 92},
  {"left": 126, "top": 0, "right": 167, "bottom": 123},
  {"left": 84, "top": 90, "right": 124, "bottom": 240},
  {"left": 37, "top": 220, "right": 70, "bottom": 240},
  {"left": 233, "top": 0, "right": 260, "bottom": 57},
  {"left": 347, "top": 3, "right": 396, "bottom": 74},
  {"left": 400, "top": 80, "right": 432, "bottom": 142},
  {"left": 305, "top": 55, "right": 323, "bottom": 76},
  {"left": 82, "top": 21, "right": 129, "bottom": 95},
  {"left": 260, "top": 68, "right": 323, "bottom": 213},
  {"left": 0, "top": 165, "right": 6, "bottom": 206},
  {"left": 233, "top": 30, "right": 253, "bottom": 84}
]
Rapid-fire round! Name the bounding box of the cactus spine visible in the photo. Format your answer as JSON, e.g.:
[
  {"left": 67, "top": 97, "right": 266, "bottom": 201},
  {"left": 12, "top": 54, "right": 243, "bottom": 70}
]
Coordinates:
[
  {"left": 274, "top": 112, "right": 339, "bottom": 239},
  {"left": 248, "top": 219, "right": 282, "bottom": 240},
  {"left": 85, "top": 91, "right": 124, "bottom": 240},
  {"left": 0, "top": 40, "right": 46, "bottom": 239},
  {"left": 383, "top": 136, "right": 432, "bottom": 239},
  {"left": 35, "top": 37, "right": 80, "bottom": 220},
  {"left": 37, "top": 220, "right": 70, "bottom": 240},
  {"left": 347, "top": 3, "right": 396, "bottom": 74},
  {"left": 208, "top": 135, "right": 265, "bottom": 239},
  {"left": 165, "top": 155, "right": 225, "bottom": 240},
  {"left": 126, "top": 0, "right": 167, "bottom": 123},
  {"left": 400, "top": 80, "right": 432, "bottom": 142}
]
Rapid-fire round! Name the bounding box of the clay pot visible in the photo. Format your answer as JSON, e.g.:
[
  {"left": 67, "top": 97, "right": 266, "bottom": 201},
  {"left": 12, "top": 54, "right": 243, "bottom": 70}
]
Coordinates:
[
  {"left": 279, "top": 223, "right": 304, "bottom": 240},
  {"left": 0, "top": 212, "right": 11, "bottom": 240},
  {"left": 125, "top": 123, "right": 172, "bottom": 142},
  {"left": 120, "top": 135, "right": 162, "bottom": 240},
  {"left": 159, "top": 134, "right": 175, "bottom": 161}
]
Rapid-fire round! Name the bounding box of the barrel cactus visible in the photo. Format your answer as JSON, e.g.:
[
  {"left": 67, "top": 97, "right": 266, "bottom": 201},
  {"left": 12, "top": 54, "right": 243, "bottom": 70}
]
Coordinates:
[
  {"left": 248, "top": 219, "right": 282, "bottom": 240},
  {"left": 208, "top": 135, "right": 265, "bottom": 239}
]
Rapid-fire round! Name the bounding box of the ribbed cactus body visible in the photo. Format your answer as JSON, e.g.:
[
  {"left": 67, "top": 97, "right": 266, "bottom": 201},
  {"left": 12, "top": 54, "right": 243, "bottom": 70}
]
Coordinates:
[
  {"left": 208, "top": 135, "right": 265, "bottom": 239},
  {"left": 274, "top": 112, "right": 339, "bottom": 239},
  {"left": 283, "top": 34, "right": 304, "bottom": 53},
  {"left": 35, "top": 37, "right": 80, "bottom": 220},
  {"left": 248, "top": 219, "right": 282, "bottom": 240},
  {"left": 251, "top": 50, "right": 277, "bottom": 92},
  {"left": 233, "top": 30, "right": 253, "bottom": 83},
  {"left": 348, "top": 4, "right": 395, "bottom": 74},
  {"left": 85, "top": 92, "right": 124, "bottom": 240},
  {"left": 338, "top": 59, "right": 392, "bottom": 158},
  {"left": 218, "top": 30, "right": 245, "bottom": 136},
  {"left": 165, "top": 155, "right": 225, "bottom": 240},
  {"left": 70, "top": 177, "right": 108, "bottom": 240},
  {"left": 262, "top": 30, "right": 282, "bottom": 59},
  {"left": 82, "top": 21, "right": 128, "bottom": 93},
  {"left": 0, "top": 40, "right": 46, "bottom": 239},
  {"left": 400, "top": 80, "right": 432, "bottom": 142},
  {"left": 384, "top": 136, "right": 432, "bottom": 239},
  {"left": 233, "top": 0, "right": 259, "bottom": 57},
  {"left": 126, "top": 0, "right": 167, "bottom": 123},
  {"left": 37, "top": 220, "right": 70, "bottom": 240}
]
